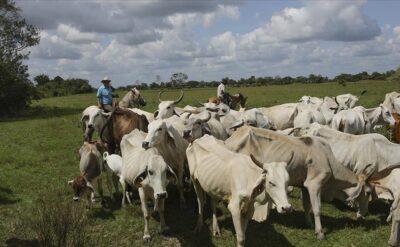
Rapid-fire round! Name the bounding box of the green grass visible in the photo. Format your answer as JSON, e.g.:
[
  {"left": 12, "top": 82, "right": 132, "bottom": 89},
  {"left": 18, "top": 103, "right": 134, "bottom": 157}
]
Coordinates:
[{"left": 1, "top": 80, "right": 400, "bottom": 246}]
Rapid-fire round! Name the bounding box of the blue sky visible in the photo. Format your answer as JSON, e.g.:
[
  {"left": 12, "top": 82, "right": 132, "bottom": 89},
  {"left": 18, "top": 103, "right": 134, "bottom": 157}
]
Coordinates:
[{"left": 17, "top": 0, "right": 400, "bottom": 87}]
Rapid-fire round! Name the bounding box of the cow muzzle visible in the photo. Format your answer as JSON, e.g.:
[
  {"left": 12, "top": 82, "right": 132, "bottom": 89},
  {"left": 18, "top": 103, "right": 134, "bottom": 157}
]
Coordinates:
[
  {"left": 73, "top": 196, "right": 80, "bottom": 202},
  {"left": 142, "top": 141, "right": 150, "bottom": 149},
  {"left": 279, "top": 205, "right": 293, "bottom": 214},
  {"left": 156, "top": 192, "right": 168, "bottom": 199},
  {"left": 183, "top": 130, "right": 191, "bottom": 139}
]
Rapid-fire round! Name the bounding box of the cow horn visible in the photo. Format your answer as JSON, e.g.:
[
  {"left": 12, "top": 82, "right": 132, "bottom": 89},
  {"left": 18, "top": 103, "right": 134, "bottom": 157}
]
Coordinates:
[
  {"left": 173, "top": 90, "right": 184, "bottom": 104},
  {"left": 200, "top": 111, "right": 211, "bottom": 123},
  {"left": 158, "top": 90, "right": 166, "bottom": 103},
  {"left": 250, "top": 154, "right": 264, "bottom": 169}
]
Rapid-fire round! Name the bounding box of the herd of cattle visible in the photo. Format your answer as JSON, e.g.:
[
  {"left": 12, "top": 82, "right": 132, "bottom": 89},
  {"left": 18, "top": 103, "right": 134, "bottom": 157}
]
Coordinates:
[{"left": 69, "top": 89, "right": 400, "bottom": 246}]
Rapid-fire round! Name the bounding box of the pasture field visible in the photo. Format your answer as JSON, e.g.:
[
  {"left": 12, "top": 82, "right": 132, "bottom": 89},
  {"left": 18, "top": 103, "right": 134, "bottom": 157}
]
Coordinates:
[{"left": 1, "top": 80, "right": 400, "bottom": 246}]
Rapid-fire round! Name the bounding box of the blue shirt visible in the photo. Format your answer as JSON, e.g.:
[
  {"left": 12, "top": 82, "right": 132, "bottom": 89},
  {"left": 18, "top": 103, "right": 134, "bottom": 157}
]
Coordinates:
[{"left": 97, "top": 85, "right": 113, "bottom": 105}]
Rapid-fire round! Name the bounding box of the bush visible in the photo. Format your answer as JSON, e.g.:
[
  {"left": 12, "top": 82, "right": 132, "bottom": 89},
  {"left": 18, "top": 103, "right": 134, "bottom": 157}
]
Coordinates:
[{"left": 15, "top": 192, "right": 92, "bottom": 247}]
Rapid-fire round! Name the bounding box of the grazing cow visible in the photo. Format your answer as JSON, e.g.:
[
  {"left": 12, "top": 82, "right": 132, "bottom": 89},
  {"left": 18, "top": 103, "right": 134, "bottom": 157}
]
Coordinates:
[
  {"left": 120, "top": 130, "right": 177, "bottom": 242},
  {"left": 142, "top": 118, "right": 188, "bottom": 207},
  {"left": 154, "top": 90, "right": 184, "bottom": 119},
  {"left": 183, "top": 111, "right": 228, "bottom": 142},
  {"left": 295, "top": 123, "right": 400, "bottom": 246},
  {"left": 334, "top": 93, "right": 359, "bottom": 110},
  {"left": 129, "top": 108, "right": 154, "bottom": 123},
  {"left": 118, "top": 87, "right": 146, "bottom": 108},
  {"left": 81, "top": 105, "right": 111, "bottom": 141},
  {"left": 187, "top": 135, "right": 291, "bottom": 247},
  {"left": 225, "top": 126, "right": 369, "bottom": 240},
  {"left": 100, "top": 107, "right": 149, "bottom": 153},
  {"left": 68, "top": 142, "right": 105, "bottom": 206},
  {"left": 258, "top": 103, "right": 298, "bottom": 130},
  {"left": 382, "top": 91, "right": 400, "bottom": 114},
  {"left": 293, "top": 104, "right": 326, "bottom": 128},
  {"left": 331, "top": 105, "right": 395, "bottom": 134}
]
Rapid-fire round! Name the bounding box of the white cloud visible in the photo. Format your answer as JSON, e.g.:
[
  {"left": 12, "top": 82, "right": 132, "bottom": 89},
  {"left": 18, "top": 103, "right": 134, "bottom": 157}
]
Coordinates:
[
  {"left": 31, "top": 32, "right": 82, "bottom": 60},
  {"left": 57, "top": 24, "right": 99, "bottom": 44},
  {"left": 241, "top": 1, "right": 381, "bottom": 44}
]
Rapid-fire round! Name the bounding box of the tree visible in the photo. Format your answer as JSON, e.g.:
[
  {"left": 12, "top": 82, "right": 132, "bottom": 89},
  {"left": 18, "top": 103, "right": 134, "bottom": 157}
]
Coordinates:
[
  {"left": 34, "top": 74, "right": 50, "bottom": 85},
  {"left": 0, "top": 0, "right": 40, "bottom": 114},
  {"left": 170, "top": 72, "right": 188, "bottom": 87}
]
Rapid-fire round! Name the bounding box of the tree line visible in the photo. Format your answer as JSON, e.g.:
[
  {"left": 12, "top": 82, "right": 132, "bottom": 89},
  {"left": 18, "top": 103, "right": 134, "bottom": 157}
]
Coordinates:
[{"left": 118, "top": 69, "right": 398, "bottom": 91}]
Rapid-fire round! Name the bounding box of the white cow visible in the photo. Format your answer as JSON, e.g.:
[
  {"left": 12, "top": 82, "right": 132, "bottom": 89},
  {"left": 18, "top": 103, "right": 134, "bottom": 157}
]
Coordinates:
[
  {"left": 183, "top": 111, "right": 228, "bottom": 142},
  {"left": 258, "top": 103, "right": 298, "bottom": 130},
  {"left": 103, "top": 152, "right": 123, "bottom": 192},
  {"left": 120, "top": 130, "right": 177, "bottom": 242},
  {"left": 296, "top": 123, "right": 400, "bottom": 246},
  {"left": 299, "top": 96, "right": 338, "bottom": 124},
  {"left": 382, "top": 91, "right": 400, "bottom": 114},
  {"left": 187, "top": 135, "right": 292, "bottom": 247},
  {"left": 293, "top": 104, "right": 326, "bottom": 128},
  {"left": 332, "top": 105, "right": 395, "bottom": 134},
  {"left": 81, "top": 105, "right": 111, "bottom": 141},
  {"left": 225, "top": 126, "right": 370, "bottom": 240},
  {"left": 154, "top": 90, "right": 185, "bottom": 119},
  {"left": 335, "top": 93, "right": 359, "bottom": 110},
  {"left": 142, "top": 118, "right": 188, "bottom": 207},
  {"left": 299, "top": 96, "right": 324, "bottom": 105},
  {"left": 129, "top": 108, "right": 154, "bottom": 123}
]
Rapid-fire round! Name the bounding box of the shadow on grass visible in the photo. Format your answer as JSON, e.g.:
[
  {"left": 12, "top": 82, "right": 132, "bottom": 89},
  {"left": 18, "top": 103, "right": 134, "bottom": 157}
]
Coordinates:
[
  {"left": 5, "top": 238, "right": 40, "bottom": 247},
  {"left": 0, "top": 106, "right": 83, "bottom": 122},
  {"left": 0, "top": 187, "right": 20, "bottom": 205}
]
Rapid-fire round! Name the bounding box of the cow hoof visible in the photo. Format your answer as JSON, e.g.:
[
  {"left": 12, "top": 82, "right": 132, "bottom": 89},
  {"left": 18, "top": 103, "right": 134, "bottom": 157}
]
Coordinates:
[
  {"left": 143, "top": 235, "right": 151, "bottom": 243},
  {"left": 213, "top": 228, "right": 221, "bottom": 237},
  {"left": 316, "top": 232, "right": 325, "bottom": 240}
]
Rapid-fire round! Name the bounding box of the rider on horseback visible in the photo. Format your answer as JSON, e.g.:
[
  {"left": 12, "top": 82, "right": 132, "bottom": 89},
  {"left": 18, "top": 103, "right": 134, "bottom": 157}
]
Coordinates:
[{"left": 217, "top": 80, "right": 231, "bottom": 106}]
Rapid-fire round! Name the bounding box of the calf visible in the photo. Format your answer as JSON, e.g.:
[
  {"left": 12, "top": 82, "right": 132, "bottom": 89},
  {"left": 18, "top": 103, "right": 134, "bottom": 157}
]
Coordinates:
[
  {"left": 68, "top": 142, "right": 105, "bottom": 206},
  {"left": 187, "top": 135, "right": 291, "bottom": 247}
]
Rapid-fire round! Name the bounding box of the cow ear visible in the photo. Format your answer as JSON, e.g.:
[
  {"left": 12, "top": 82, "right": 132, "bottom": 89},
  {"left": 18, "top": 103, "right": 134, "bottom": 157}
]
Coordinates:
[
  {"left": 134, "top": 167, "right": 148, "bottom": 188},
  {"left": 81, "top": 115, "right": 89, "bottom": 123},
  {"left": 250, "top": 174, "right": 266, "bottom": 200},
  {"left": 166, "top": 165, "right": 178, "bottom": 185},
  {"left": 202, "top": 124, "right": 211, "bottom": 135},
  {"left": 230, "top": 120, "right": 244, "bottom": 130},
  {"left": 154, "top": 110, "right": 159, "bottom": 118}
]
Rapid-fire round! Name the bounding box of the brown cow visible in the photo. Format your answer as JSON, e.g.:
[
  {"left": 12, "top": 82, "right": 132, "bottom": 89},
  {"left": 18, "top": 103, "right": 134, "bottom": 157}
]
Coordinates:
[{"left": 100, "top": 107, "right": 149, "bottom": 154}]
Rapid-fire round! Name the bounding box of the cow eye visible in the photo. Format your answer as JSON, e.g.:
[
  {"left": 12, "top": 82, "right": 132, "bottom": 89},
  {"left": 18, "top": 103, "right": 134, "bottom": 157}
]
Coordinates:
[
  {"left": 148, "top": 170, "right": 154, "bottom": 175},
  {"left": 269, "top": 181, "right": 276, "bottom": 187},
  {"left": 157, "top": 128, "right": 162, "bottom": 131},
  {"left": 167, "top": 106, "right": 171, "bottom": 109}
]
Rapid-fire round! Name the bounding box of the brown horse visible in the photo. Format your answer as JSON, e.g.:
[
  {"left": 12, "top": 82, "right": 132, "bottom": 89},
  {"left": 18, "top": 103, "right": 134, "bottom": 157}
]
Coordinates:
[{"left": 208, "top": 93, "right": 247, "bottom": 109}]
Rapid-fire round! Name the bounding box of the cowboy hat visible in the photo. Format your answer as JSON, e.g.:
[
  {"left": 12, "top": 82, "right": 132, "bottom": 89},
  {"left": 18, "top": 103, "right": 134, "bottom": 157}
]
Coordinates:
[{"left": 101, "top": 76, "right": 111, "bottom": 83}]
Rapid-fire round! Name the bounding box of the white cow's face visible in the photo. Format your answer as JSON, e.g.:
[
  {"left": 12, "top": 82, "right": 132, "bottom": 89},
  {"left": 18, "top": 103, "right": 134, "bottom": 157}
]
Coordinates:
[
  {"left": 134, "top": 155, "right": 177, "bottom": 199},
  {"left": 392, "top": 96, "right": 400, "bottom": 114},
  {"left": 155, "top": 101, "right": 176, "bottom": 120},
  {"left": 262, "top": 162, "right": 292, "bottom": 214},
  {"left": 380, "top": 105, "right": 396, "bottom": 127},
  {"left": 142, "top": 120, "right": 167, "bottom": 149},
  {"left": 299, "top": 96, "right": 311, "bottom": 104}
]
